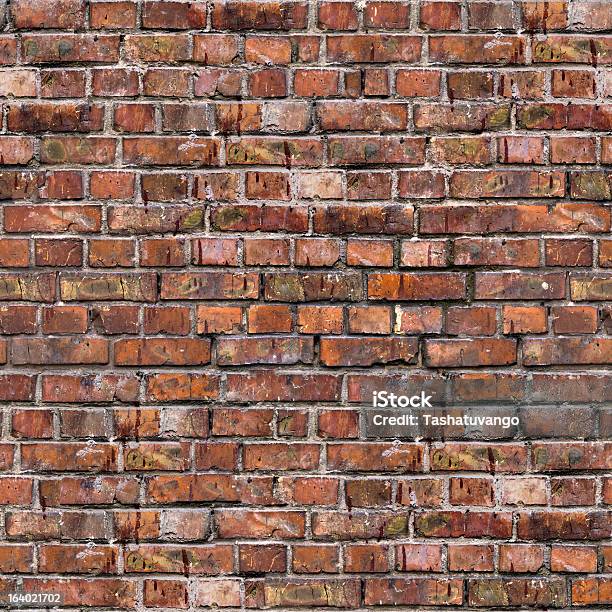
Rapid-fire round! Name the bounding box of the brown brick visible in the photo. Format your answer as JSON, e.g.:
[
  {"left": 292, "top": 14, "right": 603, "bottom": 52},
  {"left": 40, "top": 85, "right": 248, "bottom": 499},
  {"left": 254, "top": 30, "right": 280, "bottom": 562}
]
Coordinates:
[
  {"left": 292, "top": 545, "right": 339, "bottom": 573},
  {"left": 2, "top": 1, "right": 610, "bottom": 600},
  {"left": 499, "top": 544, "right": 545, "bottom": 573}
]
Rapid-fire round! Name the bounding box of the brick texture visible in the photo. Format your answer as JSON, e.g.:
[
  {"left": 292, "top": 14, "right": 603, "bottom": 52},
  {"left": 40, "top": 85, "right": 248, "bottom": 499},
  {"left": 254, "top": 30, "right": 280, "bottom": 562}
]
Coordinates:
[{"left": 0, "top": 0, "right": 611, "bottom": 609}]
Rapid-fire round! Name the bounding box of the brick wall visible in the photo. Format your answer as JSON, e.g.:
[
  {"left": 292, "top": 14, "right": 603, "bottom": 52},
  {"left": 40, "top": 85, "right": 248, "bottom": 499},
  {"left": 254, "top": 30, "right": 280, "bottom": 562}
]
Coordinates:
[{"left": 0, "top": 0, "right": 611, "bottom": 609}]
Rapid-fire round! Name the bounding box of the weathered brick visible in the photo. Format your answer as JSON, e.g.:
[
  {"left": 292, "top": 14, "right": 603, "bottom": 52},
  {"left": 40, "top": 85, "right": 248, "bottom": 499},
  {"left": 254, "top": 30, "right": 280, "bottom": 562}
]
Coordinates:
[
  {"left": 499, "top": 544, "right": 545, "bottom": 573},
  {"left": 22, "top": 34, "right": 120, "bottom": 63},
  {"left": 365, "top": 578, "right": 463, "bottom": 606},
  {"left": 327, "top": 35, "right": 422, "bottom": 63},
  {"left": 468, "top": 578, "right": 566, "bottom": 608},
  {"left": 368, "top": 273, "right": 467, "bottom": 300},
  {"left": 12, "top": 0, "right": 86, "bottom": 29},
  {"left": 2, "top": 2, "right": 608, "bottom": 604},
  {"left": 415, "top": 103, "right": 511, "bottom": 132},
  {"left": 430, "top": 35, "right": 526, "bottom": 64}
]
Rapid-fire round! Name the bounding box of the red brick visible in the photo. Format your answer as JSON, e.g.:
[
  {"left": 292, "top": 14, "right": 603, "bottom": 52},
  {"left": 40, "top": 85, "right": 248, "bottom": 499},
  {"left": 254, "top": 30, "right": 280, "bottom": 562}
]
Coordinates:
[
  {"left": 297, "top": 170, "right": 343, "bottom": 198},
  {"left": 297, "top": 305, "right": 343, "bottom": 334},
  {"left": 12, "top": 0, "right": 86, "bottom": 29},
  {"left": 327, "top": 443, "right": 423, "bottom": 473},
  {"left": 497, "top": 136, "right": 545, "bottom": 164},
  {"left": 318, "top": 410, "right": 359, "bottom": 439},
  {"left": 227, "top": 137, "right": 323, "bottom": 167},
  {"left": 551, "top": 545, "right": 597, "bottom": 573},
  {"left": 196, "top": 306, "right": 242, "bottom": 334},
  {"left": 114, "top": 103, "right": 155, "bottom": 133},
  {"left": 368, "top": 273, "right": 466, "bottom": 300},
  {"left": 90, "top": 2, "right": 137, "bottom": 28},
  {"left": 552, "top": 305, "right": 598, "bottom": 334},
  {"left": 364, "top": 68, "right": 390, "bottom": 96},
  {"left": 400, "top": 239, "right": 447, "bottom": 267},
  {"left": 0, "top": 306, "right": 37, "bottom": 334},
  {"left": 503, "top": 306, "right": 547, "bottom": 334},
  {"left": 211, "top": 2, "right": 308, "bottom": 30},
  {"left": 448, "top": 544, "right": 494, "bottom": 571},
  {"left": 195, "top": 68, "right": 243, "bottom": 97},
  {"left": 395, "top": 543, "right": 442, "bottom": 571},
  {"left": 501, "top": 477, "right": 547, "bottom": 505},
  {"left": 320, "top": 337, "right": 417, "bottom": 366},
  {"left": 90, "top": 171, "right": 135, "bottom": 200},
  {"left": 348, "top": 306, "right": 392, "bottom": 335},
  {"left": 315, "top": 204, "right": 413, "bottom": 235},
  {"left": 365, "top": 578, "right": 463, "bottom": 606},
  {"left": 345, "top": 480, "right": 391, "bottom": 508},
  {"left": 0, "top": 136, "right": 35, "bottom": 164},
  {"left": 140, "top": 238, "right": 185, "bottom": 267},
  {"left": 217, "top": 336, "right": 313, "bottom": 366},
  {"left": 546, "top": 238, "right": 592, "bottom": 267},
  {"left": 469, "top": 2, "right": 514, "bottom": 29},
  {"left": 249, "top": 69, "right": 287, "bottom": 97},
  {"left": 396, "top": 69, "right": 441, "bottom": 97},
  {"left": 395, "top": 306, "right": 443, "bottom": 334},
  {"left": 551, "top": 136, "right": 596, "bottom": 163},
  {"left": 12, "top": 409, "right": 53, "bottom": 439},
  {"left": 572, "top": 578, "right": 612, "bottom": 606},
  {"left": 0, "top": 69, "right": 36, "bottom": 96},
  {"left": 42, "top": 306, "right": 88, "bottom": 334},
  {"left": 247, "top": 305, "right": 292, "bottom": 333},
  {"left": 144, "top": 307, "right": 191, "bottom": 335},
  {"left": 292, "top": 545, "right": 339, "bottom": 573},
  {"left": 430, "top": 35, "right": 526, "bottom": 64},
  {"left": 246, "top": 171, "right": 290, "bottom": 200},
  {"left": 499, "top": 544, "right": 545, "bottom": 573},
  {"left": 123, "top": 137, "right": 220, "bottom": 167},
  {"left": 347, "top": 171, "right": 392, "bottom": 199},
  {"left": 246, "top": 36, "right": 291, "bottom": 65},
  {"left": 196, "top": 442, "right": 238, "bottom": 471},
  {"left": 499, "top": 70, "right": 545, "bottom": 98},
  {"left": 143, "top": 580, "right": 188, "bottom": 609},
  {"left": 92, "top": 68, "right": 139, "bottom": 96},
  {"left": 449, "top": 477, "right": 495, "bottom": 506},
  {"left": 21, "top": 578, "right": 136, "bottom": 607},
  {"left": 347, "top": 239, "right": 394, "bottom": 267},
  {"left": 468, "top": 578, "right": 566, "bottom": 608},
  {"left": 328, "top": 34, "right": 422, "bottom": 63},
  {"left": 448, "top": 71, "right": 493, "bottom": 99},
  {"left": 92, "top": 305, "right": 139, "bottom": 335},
  {"left": 40, "top": 136, "right": 116, "bottom": 164},
  {"left": 295, "top": 238, "right": 340, "bottom": 267},
  {"left": 142, "top": 1, "right": 206, "bottom": 29},
  {"left": 521, "top": 1, "right": 568, "bottom": 31},
  {"left": 216, "top": 510, "right": 305, "bottom": 539},
  {"left": 1, "top": 2, "right": 609, "bottom": 601},
  {"left": 115, "top": 338, "right": 210, "bottom": 366},
  {"left": 446, "top": 306, "right": 497, "bottom": 336},
  {"left": 146, "top": 69, "right": 191, "bottom": 97},
  {"left": 240, "top": 544, "right": 286, "bottom": 574},
  {"left": 345, "top": 544, "right": 389, "bottom": 572},
  {"left": 420, "top": 2, "right": 462, "bottom": 30},
  {"left": 0, "top": 239, "right": 29, "bottom": 267},
  {"left": 12, "top": 338, "right": 108, "bottom": 365},
  {"left": 365, "top": 2, "right": 411, "bottom": 29},
  {"left": 319, "top": 101, "right": 408, "bottom": 132},
  {"left": 329, "top": 136, "right": 424, "bottom": 165},
  {"left": 6, "top": 205, "right": 101, "bottom": 233}
]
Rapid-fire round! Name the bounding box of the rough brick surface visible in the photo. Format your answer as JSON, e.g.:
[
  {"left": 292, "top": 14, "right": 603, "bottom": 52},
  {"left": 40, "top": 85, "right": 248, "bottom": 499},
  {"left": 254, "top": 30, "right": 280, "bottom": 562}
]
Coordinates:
[{"left": 0, "top": 0, "right": 611, "bottom": 609}]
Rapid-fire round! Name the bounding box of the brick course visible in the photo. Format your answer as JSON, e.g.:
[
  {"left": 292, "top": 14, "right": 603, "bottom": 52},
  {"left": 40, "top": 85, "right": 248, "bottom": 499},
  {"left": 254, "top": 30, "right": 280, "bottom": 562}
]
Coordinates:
[{"left": 0, "top": 0, "right": 611, "bottom": 609}]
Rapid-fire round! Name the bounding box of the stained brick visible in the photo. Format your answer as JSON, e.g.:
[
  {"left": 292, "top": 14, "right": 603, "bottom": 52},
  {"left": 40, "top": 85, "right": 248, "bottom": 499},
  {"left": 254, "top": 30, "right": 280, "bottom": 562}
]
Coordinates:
[{"left": 2, "top": 3, "right": 608, "bottom": 605}]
